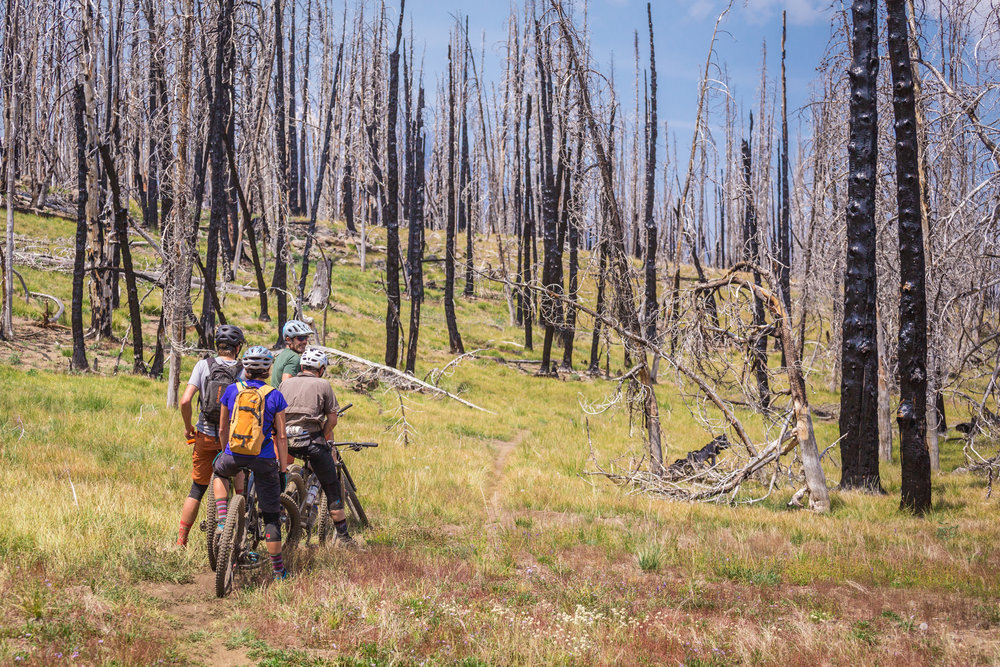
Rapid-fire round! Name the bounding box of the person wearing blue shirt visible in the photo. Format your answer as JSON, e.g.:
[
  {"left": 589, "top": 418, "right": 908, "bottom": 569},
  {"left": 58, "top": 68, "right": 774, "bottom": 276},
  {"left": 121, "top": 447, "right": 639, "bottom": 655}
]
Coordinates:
[{"left": 211, "top": 346, "right": 291, "bottom": 580}]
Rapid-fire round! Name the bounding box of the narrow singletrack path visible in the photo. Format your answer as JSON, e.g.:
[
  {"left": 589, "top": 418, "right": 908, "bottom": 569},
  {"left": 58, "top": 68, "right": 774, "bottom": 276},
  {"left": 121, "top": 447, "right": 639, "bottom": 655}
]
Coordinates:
[
  {"left": 148, "top": 571, "right": 252, "bottom": 666},
  {"left": 485, "top": 429, "right": 530, "bottom": 523}
]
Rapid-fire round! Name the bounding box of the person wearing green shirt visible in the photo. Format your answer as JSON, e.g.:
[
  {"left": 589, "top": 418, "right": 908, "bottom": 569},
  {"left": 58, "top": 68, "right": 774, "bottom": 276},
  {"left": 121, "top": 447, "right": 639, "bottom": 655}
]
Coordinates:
[{"left": 272, "top": 319, "right": 314, "bottom": 386}]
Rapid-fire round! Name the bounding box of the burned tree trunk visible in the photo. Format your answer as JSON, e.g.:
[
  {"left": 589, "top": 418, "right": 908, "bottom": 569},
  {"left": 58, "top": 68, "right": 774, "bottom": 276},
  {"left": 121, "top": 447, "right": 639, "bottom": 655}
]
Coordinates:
[
  {"left": 71, "top": 84, "right": 89, "bottom": 371},
  {"left": 405, "top": 86, "right": 426, "bottom": 374},
  {"left": 298, "top": 43, "right": 343, "bottom": 302},
  {"left": 201, "top": 0, "right": 236, "bottom": 347},
  {"left": 537, "top": 25, "right": 562, "bottom": 375},
  {"left": 521, "top": 94, "right": 534, "bottom": 351},
  {"left": 741, "top": 130, "right": 771, "bottom": 410},
  {"left": 642, "top": 2, "right": 657, "bottom": 344},
  {"left": 383, "top": 2, "right": 404, "bottom": 367},
  {"left": 287, "top": 0, "right": 299, "bottom": 216},
  {"left": 98, "top": 143, "right": 144, "bottom": 374},
  {"left": 778, "top": 11, "right": 792, "bottom": 326},
  {"left": 887, "top": 0, "right": 931, "bottom": 515},
  {"left": 839, "top": 0, "right": 883, "bottom": 492},
  {"left": 272, "top": 0, "right": 290, "bottom": 343},
  {"left": 444, "top": 44, "right": 464, "bottom": 354}
]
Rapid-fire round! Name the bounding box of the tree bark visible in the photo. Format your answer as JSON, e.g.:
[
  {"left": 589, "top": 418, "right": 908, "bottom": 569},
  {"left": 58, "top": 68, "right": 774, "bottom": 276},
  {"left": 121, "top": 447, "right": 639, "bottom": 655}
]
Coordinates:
[
  {"left": 405, "top": 86, "right": 426, "bottom": 374},
  {"left": 98, "top": 143, "right": 145, "bottom": 374},
  {"left": 887, "top": 0, "right": 931, "bottom": 515},
  {"left": 444, "top": 44, "right": 464, "bottom": 354},
  {"left": 383, "top": 1, "right": 404, "bottom": 367},
  {"left": 741, "top": 131, "right": 771, "bottom": 410},
  {"left": 272, "top": 0, "right": 290, "bottom": 344},
  {"left": 642, "top": 2, "right": 657, "bottom": 344},
  {"left": 71, "top": 84, "right": 89, "bottom": 371},
  {"left": 839, "top": 0, "right": 883, "bottom": 492}
]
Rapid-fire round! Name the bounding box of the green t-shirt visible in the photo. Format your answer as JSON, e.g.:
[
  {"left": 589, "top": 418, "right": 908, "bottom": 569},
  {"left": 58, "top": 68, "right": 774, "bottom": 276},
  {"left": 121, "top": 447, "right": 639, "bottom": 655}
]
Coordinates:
[{"left": 271, "top": 348, "right": 301, "bottom": 386}]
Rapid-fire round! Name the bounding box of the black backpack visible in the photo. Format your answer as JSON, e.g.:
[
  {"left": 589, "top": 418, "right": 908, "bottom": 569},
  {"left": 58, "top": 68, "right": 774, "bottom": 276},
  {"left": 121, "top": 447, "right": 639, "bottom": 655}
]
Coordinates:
[{"left": 199, "top": 358, "right": 243, "bottom": 426}]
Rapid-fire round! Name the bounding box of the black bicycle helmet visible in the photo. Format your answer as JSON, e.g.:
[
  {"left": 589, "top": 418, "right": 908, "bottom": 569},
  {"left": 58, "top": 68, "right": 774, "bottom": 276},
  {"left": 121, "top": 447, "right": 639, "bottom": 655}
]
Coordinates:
[{"left": 215, "top": 324, "right": 246, "bottom": 348}]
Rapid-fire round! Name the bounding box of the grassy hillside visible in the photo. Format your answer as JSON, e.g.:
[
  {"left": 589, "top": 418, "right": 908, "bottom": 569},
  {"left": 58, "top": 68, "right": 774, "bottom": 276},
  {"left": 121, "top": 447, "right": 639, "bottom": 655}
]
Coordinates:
[{"left": 1, "top": 208, "right": 999, "bottom": 665}]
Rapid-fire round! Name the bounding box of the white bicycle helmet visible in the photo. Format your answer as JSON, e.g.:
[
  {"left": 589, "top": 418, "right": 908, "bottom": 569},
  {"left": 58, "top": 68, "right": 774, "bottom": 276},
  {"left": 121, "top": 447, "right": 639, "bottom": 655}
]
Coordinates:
[
  {"left": 300, "top": 347, "right": 329, "bottom": 371},
  {"left": 282, "top": 319, "right": 314, "bottom": 339},
  {"left": 242, "top": 345, "right": 274, "bottom": 372}
]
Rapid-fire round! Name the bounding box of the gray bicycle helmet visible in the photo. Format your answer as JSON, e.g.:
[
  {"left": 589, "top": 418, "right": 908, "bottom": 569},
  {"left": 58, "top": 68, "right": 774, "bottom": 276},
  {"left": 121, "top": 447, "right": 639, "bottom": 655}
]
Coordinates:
[
  {"left": 215, "top": 324, "right": 245, "bottom": 348},
  {"left": 282, "top": 319, "right": 314, "bottom": 339},
  {"left": 242, "top": 345, "right": 274, "bottom": 372},
  {"left": 300, "top": 347, "right": 329, "bottom": 371}
]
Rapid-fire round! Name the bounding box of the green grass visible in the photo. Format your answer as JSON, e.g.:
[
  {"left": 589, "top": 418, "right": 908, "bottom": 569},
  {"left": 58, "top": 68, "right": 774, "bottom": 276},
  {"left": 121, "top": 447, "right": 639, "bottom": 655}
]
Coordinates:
[{"left": 1, "top": 207, "right": 999, "bottom": 664}]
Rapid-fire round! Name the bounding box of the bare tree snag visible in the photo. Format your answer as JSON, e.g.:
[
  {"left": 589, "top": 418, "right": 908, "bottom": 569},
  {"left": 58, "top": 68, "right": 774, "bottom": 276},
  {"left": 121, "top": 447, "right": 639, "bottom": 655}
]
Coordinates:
[
  {"left": 444, "top": 44, "right": 464, "bottom": 354},
  {"left": 384, "top": 0, "right": 404, "bottom": 367},
  {"left": 405, "top": 85, "right": 426, "bottom": 375},
  {"left": 642, "top": 2, "right": 657, "bottom": 344},
  {"left": 839, "top": 0, "right": 883, "bottom": 492},
  {"left": 887, "top": 0, "right": 931, "bottom": 515},
  {"left": 98, "top": 143, "right": 145, "bottom": 374},
  {"left": 71, "top": 83, "right": 89, "bottom": 371}
]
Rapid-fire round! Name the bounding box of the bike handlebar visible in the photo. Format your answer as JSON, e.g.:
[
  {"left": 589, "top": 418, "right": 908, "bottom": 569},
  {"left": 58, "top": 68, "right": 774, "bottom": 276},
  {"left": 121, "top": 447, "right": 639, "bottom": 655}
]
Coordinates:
[
  {"left": 337, "top": 403, "right": 353, "bottom": 416},
  {"left": 331, "top": 441, "right": 378, "bottom": 452}
]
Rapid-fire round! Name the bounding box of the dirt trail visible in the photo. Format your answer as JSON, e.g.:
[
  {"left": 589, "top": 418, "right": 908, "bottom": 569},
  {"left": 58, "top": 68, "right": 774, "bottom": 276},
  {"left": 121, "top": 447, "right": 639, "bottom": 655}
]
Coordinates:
[
  {"left": 148, "top": 571, "right": 251, "bottom": 667},
  {"left": 485, "top": 429, "right": 530, "bottom": 523}
]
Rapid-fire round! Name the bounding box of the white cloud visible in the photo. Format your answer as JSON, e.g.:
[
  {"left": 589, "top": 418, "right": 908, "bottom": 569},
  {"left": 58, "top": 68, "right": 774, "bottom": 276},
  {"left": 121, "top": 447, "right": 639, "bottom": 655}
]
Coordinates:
[{"left": 741, "top": 0, "right": 832, "bottom": 26}]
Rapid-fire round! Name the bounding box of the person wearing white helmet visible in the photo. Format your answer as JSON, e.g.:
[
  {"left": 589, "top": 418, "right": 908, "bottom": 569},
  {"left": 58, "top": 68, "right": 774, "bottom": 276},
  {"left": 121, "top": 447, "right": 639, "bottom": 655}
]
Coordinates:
[
  {"left": 272, "top": 319, "right": 314, "bottom": 386},
  {"left": 213, "top": 345, "right": 293, "bottom": 580},
  {"left": 279, "top": 347, "right": 357, "bottom": 548}
]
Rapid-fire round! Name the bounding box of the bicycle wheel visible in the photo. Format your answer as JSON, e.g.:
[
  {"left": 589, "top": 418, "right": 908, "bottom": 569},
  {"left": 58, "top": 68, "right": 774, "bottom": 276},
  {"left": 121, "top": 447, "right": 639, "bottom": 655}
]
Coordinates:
[
  {"left": 315, "top": 490, "right": 331, "bottom": 544},
  {"left": 340, "top": 465, "right": 369, "bottom": 529},
  {"left": 284, "top": 472, "right": 306, "bottom": 508},
  {"left": 215, "top": 494, "right": 246, "bottom": 599},
  {"left": 279, "top": 493, "right": 302, "bottom": 549},
  {"left": 206, "top": 476, "right": 218, "bottom": 571}
]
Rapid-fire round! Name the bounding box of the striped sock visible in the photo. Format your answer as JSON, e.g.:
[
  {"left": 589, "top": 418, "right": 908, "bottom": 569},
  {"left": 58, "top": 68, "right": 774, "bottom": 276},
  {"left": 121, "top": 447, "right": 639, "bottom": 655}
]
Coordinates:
[
  {"left": 215, "top": 499, "right": 228, "bottom": 529},
  {"left": 269, "top": 552, "right": 284, "bottom": 574},
  {"left": 177, "top": 521, "right": 192, "bottom": 546}
]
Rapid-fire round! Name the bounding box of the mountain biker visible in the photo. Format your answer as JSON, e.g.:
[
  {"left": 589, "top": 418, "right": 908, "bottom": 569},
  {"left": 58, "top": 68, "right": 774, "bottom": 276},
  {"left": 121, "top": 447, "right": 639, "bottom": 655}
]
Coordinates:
[
  {"left": 279, "top": 347, "right": 357, "bottom": 548},
  {"left": 272, "top": 320, "right": 314, "bottom": 386},
  {"left": 175, "top": 325, "right": 245, "bottom": 548},
  {"left": 213, "top": 345, "right": 291, "bottom": 580}
]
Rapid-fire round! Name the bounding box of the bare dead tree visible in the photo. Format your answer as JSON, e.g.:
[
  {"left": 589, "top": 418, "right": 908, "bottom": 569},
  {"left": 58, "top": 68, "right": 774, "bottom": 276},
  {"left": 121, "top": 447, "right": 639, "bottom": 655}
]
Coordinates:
[
  {"left": 839, "top": 0, "right": 883, "bottom": 493},
  {"left": 887, "top": 0, "right": 931, "bottom": 515}
]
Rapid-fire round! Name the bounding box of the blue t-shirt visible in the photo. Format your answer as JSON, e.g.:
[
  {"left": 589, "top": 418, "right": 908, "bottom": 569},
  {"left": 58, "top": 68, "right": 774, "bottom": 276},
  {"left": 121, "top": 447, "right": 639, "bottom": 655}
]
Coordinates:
[{"left": 221, "top": 379, "right": 288, "bottom": 459}]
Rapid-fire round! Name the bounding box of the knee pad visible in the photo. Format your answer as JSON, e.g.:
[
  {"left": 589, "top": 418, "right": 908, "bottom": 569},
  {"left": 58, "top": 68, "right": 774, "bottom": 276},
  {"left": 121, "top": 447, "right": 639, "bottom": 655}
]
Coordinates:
[
  {"left": 188, "top": 482, "right": 208, "bottom": 501},
  {"left": 262, "top": 512, "right": 282, "bottom": 543},
  {"left": 321, "top": 478, "right": 343, "bottom": 510}
]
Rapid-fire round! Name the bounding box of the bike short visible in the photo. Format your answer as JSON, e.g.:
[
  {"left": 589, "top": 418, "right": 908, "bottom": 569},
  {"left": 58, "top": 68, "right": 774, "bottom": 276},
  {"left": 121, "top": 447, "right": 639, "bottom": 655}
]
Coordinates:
[
  {"left": 287, "top": 441, "right": 343, "bottom": 510},
  {"left": 192, "top": 432, "right": 223, "bottom": 485},
  {"left": 212, "top": 451, "right": 282, "bottom": 514}
]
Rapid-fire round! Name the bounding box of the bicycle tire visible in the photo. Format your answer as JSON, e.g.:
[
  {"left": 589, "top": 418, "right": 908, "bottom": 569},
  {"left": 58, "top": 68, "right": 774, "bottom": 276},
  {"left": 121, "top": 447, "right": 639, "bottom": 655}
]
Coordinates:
[
  {"left": 284, "top": 472, "right": 305, "bottom": 508},
  {"left": 279, "top": 493, "right": 302, "bottom": 549},
  {"left": 215, "top": 494, "right": 246, "bottom": 598},
  {"left": 341, "top": 471, "right": 369, "bottom": 529},
  {"left": 315, "top": 490, "right": 331, "bottom": 544},
  {"left": 206, "top": 476, "right": 218, "bottom": 571}
]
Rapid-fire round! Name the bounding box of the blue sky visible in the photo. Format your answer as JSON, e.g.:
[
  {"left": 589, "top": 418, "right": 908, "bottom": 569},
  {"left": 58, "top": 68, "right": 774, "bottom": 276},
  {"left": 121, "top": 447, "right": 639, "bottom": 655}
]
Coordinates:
[{"left": 399, "top": 0, "right": 842, "bottom": 154}]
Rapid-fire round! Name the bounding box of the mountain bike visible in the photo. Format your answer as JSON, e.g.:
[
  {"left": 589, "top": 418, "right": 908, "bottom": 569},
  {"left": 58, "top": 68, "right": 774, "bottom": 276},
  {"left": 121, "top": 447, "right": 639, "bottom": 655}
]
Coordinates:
[
  {"left": 284, "top": 404, "right": 377, "bottom": 542},
  {"left": 214, "top": 468, "right": 301, "bottom": 598}
]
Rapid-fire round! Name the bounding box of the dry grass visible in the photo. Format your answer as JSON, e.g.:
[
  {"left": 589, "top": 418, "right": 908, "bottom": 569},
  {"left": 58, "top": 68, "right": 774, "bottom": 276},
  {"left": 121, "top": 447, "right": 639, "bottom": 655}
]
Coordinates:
[{"left": 1, "top": 210, "right": 999, "bottom": 664}]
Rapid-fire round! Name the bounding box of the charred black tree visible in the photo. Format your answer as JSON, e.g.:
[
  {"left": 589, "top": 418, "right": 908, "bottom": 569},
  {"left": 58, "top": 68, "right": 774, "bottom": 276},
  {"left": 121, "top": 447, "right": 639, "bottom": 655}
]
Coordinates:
[
  {"left": 342, "top": 135, "right": 357, "bottom": 233},
  {"left": 561, "top": 134, "right": 583, "bottom": 369},
  {"left": 298, "top": 43, "right": 343, "bottom": 302},
  {"left": 741, "top": 126, "right": 771, "bottom": 410},
  {"left": 383, "top": 0, "right": 404, "bottom": 367},
  {"left": 778, "top": 12, "right": 792, "bottom": 329},
  {"left": 887, "top": 0, "right": 931, "bottom": 514},
  {"left": 224, "top": 136, "right": 269, "bottom": 321},
  {"left": 201, "top": 0, "right": 236, "bottom": 348},
  {"left": 98, "top": 143, "right": 144, "bottom": 374},
  {"left": 536, "top": 23, "right": 562, "bottom": 375},
  {"left": 642, "top": 2, "right": 657, "bottom": 343},
  {"left": 405, "top": 86, "right": 426, "bottom": 374},
  {"left": 287, "top": 0, "right": 299, "bottom": 216},
  {"left": 460, "top": 27, "right": 475, "bottom": 298},
  {"left": 444, "top": 44, "right": 464, "bottom": 354},
  {"left": 839, "top": 0, "right": 884, "bottom": 492},
  {"left": 272, "top": 0, "right": 290, "bottom": 344},
  {"left": 520, "top": 94, "right": 534, "bottom": 351},
  {"left": 71, "top": 84, "right": 89, "bottom": 371}
]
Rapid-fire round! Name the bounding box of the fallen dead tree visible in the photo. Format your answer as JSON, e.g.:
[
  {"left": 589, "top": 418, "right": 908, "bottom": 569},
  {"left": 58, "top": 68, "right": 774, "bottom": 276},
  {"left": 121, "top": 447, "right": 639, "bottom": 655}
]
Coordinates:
[{"left": 315, "top": 344, "right": 494, "bottom": 414}]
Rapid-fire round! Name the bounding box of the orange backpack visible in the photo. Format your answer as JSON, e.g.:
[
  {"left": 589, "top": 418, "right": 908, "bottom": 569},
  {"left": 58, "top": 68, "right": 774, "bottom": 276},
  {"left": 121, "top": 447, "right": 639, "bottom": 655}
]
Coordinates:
[{"left": 228, "top": 381, "right": 275, "bottom": 456}]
